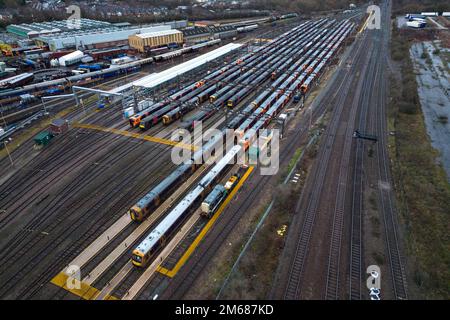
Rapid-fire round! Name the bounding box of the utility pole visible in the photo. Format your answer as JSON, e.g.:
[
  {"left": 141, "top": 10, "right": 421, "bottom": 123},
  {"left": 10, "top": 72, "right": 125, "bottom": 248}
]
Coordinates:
[{"left": 80, "top": 98, "right": 86, "bottom": 114}]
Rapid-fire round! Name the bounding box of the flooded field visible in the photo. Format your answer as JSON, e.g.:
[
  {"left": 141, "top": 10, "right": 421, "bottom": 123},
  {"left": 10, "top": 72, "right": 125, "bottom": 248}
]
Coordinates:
[{"left": 410, "top": 41, "right": 450, "bottom": 182}]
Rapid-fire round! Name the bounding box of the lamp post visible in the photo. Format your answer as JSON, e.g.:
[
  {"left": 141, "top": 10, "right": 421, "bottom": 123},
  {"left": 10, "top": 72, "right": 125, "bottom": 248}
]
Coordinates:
[{"left": 3, "top": 138, "right": 13, "bottom": 166}]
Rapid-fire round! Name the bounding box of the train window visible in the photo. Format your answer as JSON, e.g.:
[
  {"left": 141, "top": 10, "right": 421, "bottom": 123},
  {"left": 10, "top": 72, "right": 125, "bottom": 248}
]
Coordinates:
[{"left": 132, "top": 255, "right": 142, "bottom": 263}]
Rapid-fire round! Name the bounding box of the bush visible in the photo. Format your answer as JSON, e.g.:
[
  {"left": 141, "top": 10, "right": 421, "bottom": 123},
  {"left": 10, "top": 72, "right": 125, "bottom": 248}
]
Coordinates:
[
  {"left": 398, "top": 101, "right": 419, "bottom": 114},
  {"left": 392, "top": 49, "right": 404, "bottom": 61},
  {"left": 273, "top": 185, "right": 296, "bottom": 213}
]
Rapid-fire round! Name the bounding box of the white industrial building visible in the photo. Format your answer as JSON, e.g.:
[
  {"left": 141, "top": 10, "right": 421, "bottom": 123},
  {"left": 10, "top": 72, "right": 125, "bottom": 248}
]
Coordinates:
[
  {"left": 37, "top": 25, "right": 172, "bottom": 51},
  {"left": 31, "top": 20, "right": 188, "bottom": 51}
]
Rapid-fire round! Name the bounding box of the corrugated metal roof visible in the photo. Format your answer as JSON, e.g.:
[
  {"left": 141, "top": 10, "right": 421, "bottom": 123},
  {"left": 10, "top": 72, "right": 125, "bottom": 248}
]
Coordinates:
[
  {"left": 59, "top": 50, "right": 84, "bottom": 61},
  {"left": 133, "top": 42, "right": 242, "bottom": 89},
  {"left": 135, "top": 29, "right": 182, "bottom": 39}
]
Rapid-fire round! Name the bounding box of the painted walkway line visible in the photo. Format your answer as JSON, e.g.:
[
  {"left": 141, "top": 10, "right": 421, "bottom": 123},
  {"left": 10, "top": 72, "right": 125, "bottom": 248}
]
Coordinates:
[
  {"left": 73, "top": 122, "right": 197, "bottom": 151},
  {"left": 51, "top": 272, "right": 117, "bottom": 300}
]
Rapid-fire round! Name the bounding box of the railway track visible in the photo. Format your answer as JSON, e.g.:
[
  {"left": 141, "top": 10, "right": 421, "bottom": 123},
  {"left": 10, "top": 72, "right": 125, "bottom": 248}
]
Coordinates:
[
  {"left": 347, "top": 53, "right": 374, "bottom": 300},
  {"left": 0, "top": 94, "right": 203, "bottom": 298},
  {"left": 5, "top": 152, "right": 174, "bottom": 299},
  {"left": 282, "top": 31, "right": 370, "bottom": 300},
  {"left": 43, "top": 110, "right": 230, "bottom": 300},
  {"left": 0, "top": 18, "right": 358, "bottom": 300},
  {"left": 161, "top": 65, "right": 352, "bottom": 301},
  {"left": 154, "top": 17, "right": 359, "bottom": 300},
  {"left": 0, "top": 110, "right": 145, "bottom": 229},
  {"left": 371, "top": 1, "right": 408, "bottom": 299},
  {"left": 376, "top": 66, "right": 408, "bottom": 300},
  {"left": 349, "top": 0, "right": 407, "bottom": 300},
  {"left": 0, "top": 134, "right": 171, "bottom": 298},
  {"left": 347, "top": 9, "right": 388, "bottom": 299},
  {"left": 324, "top": 45, "right": 376, "bottom": 300}
]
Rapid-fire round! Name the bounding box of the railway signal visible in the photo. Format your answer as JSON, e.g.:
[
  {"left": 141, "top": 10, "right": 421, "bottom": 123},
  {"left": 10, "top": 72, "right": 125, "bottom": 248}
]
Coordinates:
[{"left": 353, "top": 130, "right": 378, "bottom": 142}]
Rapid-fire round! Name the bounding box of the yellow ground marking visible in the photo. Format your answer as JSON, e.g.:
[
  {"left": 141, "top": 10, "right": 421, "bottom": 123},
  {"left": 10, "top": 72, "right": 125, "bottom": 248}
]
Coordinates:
[
  {"left": 358, "top": 10, "right": 373, "bottom": 34},
  {"left": 50, "top": 272, "right": 117, "bottom": 300},
  {"left": 157, "top": 165, "right": 255, "bottom": 278},
  {"left": 72, "top": 123, "right": 198, "bottom": 151}
]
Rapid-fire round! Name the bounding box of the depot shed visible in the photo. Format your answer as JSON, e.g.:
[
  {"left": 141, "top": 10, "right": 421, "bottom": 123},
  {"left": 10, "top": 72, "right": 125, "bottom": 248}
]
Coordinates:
[{"left": 129, "top": 29, "right": 184, "bottom": 53}]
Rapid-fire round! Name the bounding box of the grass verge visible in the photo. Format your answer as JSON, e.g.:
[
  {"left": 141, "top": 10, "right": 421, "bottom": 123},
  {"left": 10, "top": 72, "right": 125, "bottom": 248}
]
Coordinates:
[{"left": 388, "top": 24, "right": 450, "bottom": 299}]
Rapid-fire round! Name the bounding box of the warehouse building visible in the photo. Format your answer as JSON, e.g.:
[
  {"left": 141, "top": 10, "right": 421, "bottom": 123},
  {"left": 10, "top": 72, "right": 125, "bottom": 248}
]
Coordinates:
[
  {"left": 35, "top": 25, "right": 172, "bottom": 51},
  {"left": 7, "top": 19, "right": 112, "bottom": 38},
  {"left": 129, "top": 30, "right": 184, "bottom": 53},
  {"left": 183, "top": 25, "right": 238, "bottom": 44},
  {"left": 7, "top": 19, "right": 188, "bottom": 52},
  {"left": 7, "top": 19, "right": 188, "bottom": 39}
]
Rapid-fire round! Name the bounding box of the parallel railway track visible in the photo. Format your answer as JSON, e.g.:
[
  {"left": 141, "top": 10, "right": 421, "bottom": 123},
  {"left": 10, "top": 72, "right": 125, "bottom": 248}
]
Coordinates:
[
  {"left": 161, "top": 56, "right": 354, "bottom": 300},
  {"left": 282, "top": 32, "right": 369, "bottom": 300},
  {"left": 0, "top": 18, "right": 367, "bottom": 301},
  {"left": 0, "top": 133, "right": 175, "bottom": 298},
  {"left": 371, "top": 2, "right": 408, "bottom": 298}
]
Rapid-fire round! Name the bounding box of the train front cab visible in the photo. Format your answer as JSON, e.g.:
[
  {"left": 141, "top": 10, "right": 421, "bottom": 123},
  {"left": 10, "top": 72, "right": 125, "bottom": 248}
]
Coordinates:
[
  {"left": 129, "top": 205, "right": 145, "bottom": 222},
  {"left": 162, "top": 114, "right": 171, "bottom": 125},
  {"left": 209, "top": 95, "right": 217, "bottom": 103},
  {"left": 129, "top": 116, "right": 141, "bottom": 128},
  {"left": 301, "top": 84, "right": 308, "bottom": 95},
  {"left": 132, "top": 236, "right": 166, "bottom": 267},
  {"left": 132, "top": 246, "right": 155, "bottom": 267},
  {"left": 131, "top": 249, "right": 145, "bottom": 267},
  {"left": 140, "top": 118, "right": 153, "bottom": 131},
  {"left": 163, "top": 111, "right": 181, "bottom": 125}
]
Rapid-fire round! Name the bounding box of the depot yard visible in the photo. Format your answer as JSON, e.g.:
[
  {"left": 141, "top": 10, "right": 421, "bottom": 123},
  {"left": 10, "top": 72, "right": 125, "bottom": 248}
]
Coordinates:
[{"left": 0, "top": 18, "right": 326, "bottom": 299}]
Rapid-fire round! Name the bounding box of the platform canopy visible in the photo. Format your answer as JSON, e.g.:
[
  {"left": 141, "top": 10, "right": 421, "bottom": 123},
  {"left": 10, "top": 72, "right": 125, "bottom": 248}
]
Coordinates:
[{"left": 133, "top": 42, "right": 242, "bottom": 89}]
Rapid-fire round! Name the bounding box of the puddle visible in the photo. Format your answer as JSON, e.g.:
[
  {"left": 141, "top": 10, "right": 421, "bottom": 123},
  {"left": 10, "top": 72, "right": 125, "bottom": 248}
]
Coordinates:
[{"left": 410, "top": 41, "right": 450, "bottom": 182}]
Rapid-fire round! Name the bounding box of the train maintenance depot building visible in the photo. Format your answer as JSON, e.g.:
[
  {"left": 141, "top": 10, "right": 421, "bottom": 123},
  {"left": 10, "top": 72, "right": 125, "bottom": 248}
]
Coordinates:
[{"left": 129, "top": 29, "right": 184, "bottom": 53}]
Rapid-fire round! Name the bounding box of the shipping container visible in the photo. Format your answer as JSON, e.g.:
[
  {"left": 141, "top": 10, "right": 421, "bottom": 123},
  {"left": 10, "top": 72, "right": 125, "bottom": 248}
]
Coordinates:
[{"left": 34, "top": 131, "right": 53, "bottom": 146}]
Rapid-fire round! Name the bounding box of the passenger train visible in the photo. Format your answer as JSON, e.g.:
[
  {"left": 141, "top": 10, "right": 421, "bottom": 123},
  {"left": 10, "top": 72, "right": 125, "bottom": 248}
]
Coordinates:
[
  {"left": 130, "top": 19, "right": 355, "bottom": 268},
  {"left": 131, "top": 145, "right": 241, "bottom": 266}
]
